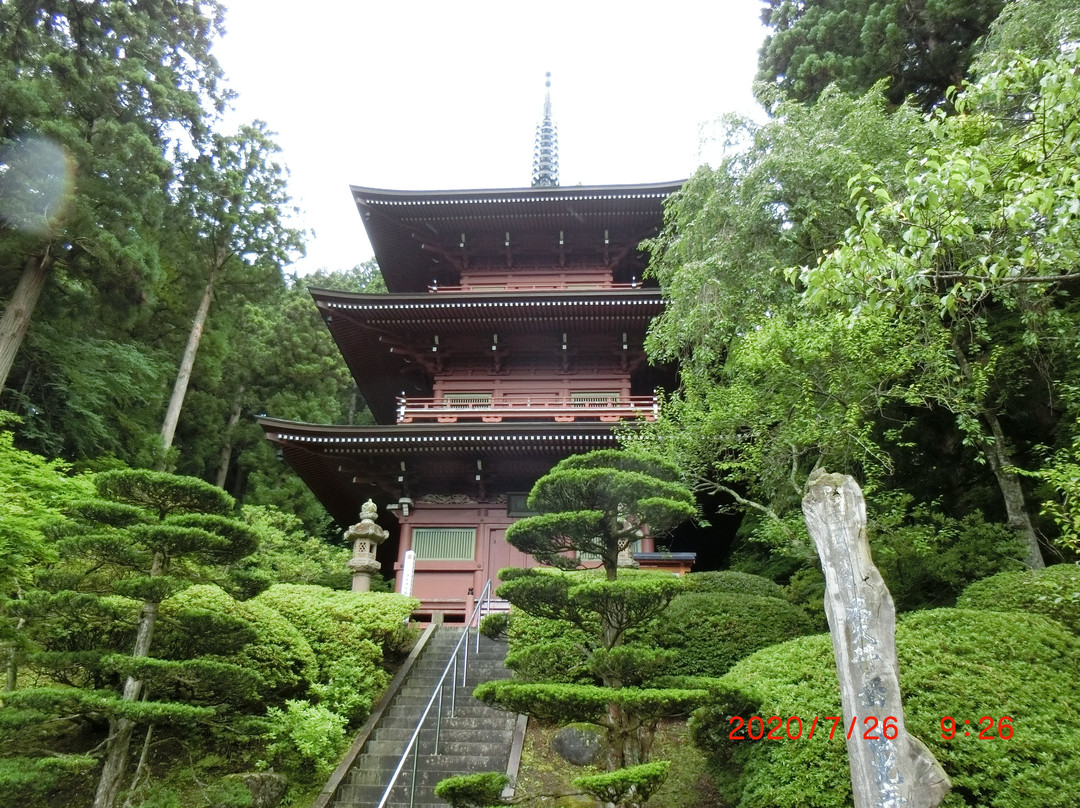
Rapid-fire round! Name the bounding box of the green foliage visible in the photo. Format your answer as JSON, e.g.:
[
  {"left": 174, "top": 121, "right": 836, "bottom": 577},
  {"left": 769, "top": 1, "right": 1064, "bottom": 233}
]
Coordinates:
[
  {"left": 507, "top": 450, "right": 696, "bottom": 579},
  {"left": 656, "top": 593, "right": 815, "bottom": 677},
  {"left": 957, "top": 564, "right": 1080, "bottom": 633},
  {"left": 252, "top": 584, "right": 417, "bottom": 660},
  {"left": 866, "top": 493, "right": 1027, "bottom": 610},
  {"left": 433, "top": 771, "right": 509, "bottom": 808},
  {"left": 680, "top": 570, "right": 787, "bottom": 599},
  {"left": 691, "top": 609, "right": 1080, "bottom": 807},
  {"left": 757, "top": 0, "right": 1004, "bottom": 109},
  {"left": 236, "top": 505, "right": 351, "bottom": 589},
  {"left": 263, "top": 699, "right": 348, "bottom": 780},
  {"left": 161, "top": 585, "right": 317, "bottom": 698},
  {"left": 94, "top": 468, "right": 233, "bottom": 518},
  {"left": 573, "top": 760, "right": 670, "bottom": 808},
  {"left": 0, "top": 755, "right": 97, "bottom": 806}
]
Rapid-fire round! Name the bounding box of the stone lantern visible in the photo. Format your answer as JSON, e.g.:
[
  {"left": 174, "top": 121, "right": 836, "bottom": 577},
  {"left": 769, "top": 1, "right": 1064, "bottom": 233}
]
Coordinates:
[{"left": 345, "top": 499, "right": 390, "bottom": 592}]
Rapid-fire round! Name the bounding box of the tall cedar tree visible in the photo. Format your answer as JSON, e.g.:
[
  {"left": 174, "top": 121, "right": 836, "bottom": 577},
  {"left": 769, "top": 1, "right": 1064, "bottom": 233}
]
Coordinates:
[
  {"left": 757, "top": 0, "right": 1004, "bottom": 110},
  {"left": 0, "top": 0, "right": 227, "bottom": 392}
]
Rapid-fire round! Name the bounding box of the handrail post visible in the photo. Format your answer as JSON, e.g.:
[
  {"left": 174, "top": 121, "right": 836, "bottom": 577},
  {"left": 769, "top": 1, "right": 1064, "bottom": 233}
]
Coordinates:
[
  {"left": 435, "top": 682, "right": 443, "bottom": 756},
  {"left": 409, "top": 740, "right": 419, "bottom": 808},
  {"left": 462, "top": 622, "right": 469, "bottom": 688},
  {"left": 451, "top": 653, "right": 458, "bottom": 717}
]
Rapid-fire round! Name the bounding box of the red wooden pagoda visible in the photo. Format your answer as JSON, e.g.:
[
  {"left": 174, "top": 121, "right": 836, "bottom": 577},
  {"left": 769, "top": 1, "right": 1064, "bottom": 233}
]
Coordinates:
[{"left": 260, "top": 84, "right": 688, "bottom": 618}]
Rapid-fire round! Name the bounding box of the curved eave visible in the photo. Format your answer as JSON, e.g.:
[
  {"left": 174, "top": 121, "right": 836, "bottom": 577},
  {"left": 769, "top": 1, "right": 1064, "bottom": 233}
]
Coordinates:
[
  {"left": 352, "top": 181, "right": 684, "bottom": 292},
  {"left": 260, "top": 418, "right": 624, "bottom": 453},
  {"left": 258, "top": 417, "right": 625, "bottom": 525},
  {"left": 310, "top": 288, "right": 666, "bottom": 423}
]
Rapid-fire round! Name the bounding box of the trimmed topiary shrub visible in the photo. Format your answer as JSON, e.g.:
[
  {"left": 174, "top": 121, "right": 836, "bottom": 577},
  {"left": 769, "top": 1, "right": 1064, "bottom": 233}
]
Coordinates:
[
  {"left": 690, "top": 609, "right": 1080, "bottom": 808},
  {"left": 681, "top": 570, "right": 787, "bottom": 600},
  {"left": 434, "top": 771, "right": 509, "bottom": 808},
  {"left": 957, "top": 563, "right": 1080, "bottom": 633},
  {"left": 252, "top": 584, "right": 418, "bottom": 662},
  {"left": 574, "top": 759, "right": 671, "bottom": 808},
  {"left": 161, "top": 584, "right": 317, "bottom": 698},
  {"left": 656, "top": 592, "right": 816, "bottom": 677}
]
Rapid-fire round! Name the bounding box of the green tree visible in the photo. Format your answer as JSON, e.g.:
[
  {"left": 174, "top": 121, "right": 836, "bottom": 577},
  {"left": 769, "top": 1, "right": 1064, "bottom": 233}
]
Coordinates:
[
  {"left": 505, "top": 450, "right": 696, "bottom": 581},
  {"left": 0, "top": 0, "right": 227, "bottom": 393},
  {"left": 11, "top": 469, "right": 260, "bottom": 808},
  {"left": 157, "top": 122, "right": 304, "bottom": 466},
  {"left": 757, "top": 0, "right": 1005, "bottom": 109},
  {"left": 797, "top": 50, "right": 1080, "bottom": 567},
  {"left": 636, "top": 86, "right": 927, "bottom": 529},
  {"left": 478, "top": 569, "right": 705, "bottom": 769}
]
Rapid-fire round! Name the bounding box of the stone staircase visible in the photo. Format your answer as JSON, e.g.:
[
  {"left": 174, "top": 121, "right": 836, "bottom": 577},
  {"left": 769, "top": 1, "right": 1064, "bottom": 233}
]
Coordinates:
[{"left": 326, "top": 625, "right": 518, "bottom": 808}]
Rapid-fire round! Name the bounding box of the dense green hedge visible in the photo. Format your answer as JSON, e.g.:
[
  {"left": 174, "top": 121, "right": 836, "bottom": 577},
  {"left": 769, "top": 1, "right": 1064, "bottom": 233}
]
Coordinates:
[
  {"left": 680, "top": 570, "right": 787, "bottom": 599},
  {"left": 691, "top": 609, "right": 1080, "bottom": 808},
  {"left": 162, "top": 585, "right": 317, "bottom": 698},
  {"left": 956, "top": 563, "right": 1080, "bottom": 633},
  {"left": 252, "top": 584, "right": 418, "bottom": 662},
  {"left": 656, "top": 592, "right": 816, "bottom": 677}
]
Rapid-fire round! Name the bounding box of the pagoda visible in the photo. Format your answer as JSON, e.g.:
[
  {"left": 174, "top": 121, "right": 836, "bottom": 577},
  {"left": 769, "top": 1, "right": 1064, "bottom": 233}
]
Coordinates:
[{"left": 260, "top": 79, "right": 686, "bottom": 618}]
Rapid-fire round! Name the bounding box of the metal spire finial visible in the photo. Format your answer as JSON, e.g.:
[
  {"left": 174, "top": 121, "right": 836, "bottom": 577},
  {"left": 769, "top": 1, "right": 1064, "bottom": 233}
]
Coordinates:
[{"left": 532, "top": 72, "right": 559, "bottom": 187}]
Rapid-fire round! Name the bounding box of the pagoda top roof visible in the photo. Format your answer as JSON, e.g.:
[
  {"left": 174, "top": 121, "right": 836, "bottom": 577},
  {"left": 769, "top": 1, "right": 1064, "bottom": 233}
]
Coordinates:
[{"left": 351, "top": 180, "right": 684, "bottom": 292}]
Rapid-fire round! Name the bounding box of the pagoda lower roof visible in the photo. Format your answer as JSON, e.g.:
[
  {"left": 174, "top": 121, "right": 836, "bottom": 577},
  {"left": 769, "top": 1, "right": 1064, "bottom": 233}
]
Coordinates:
[
  {"left": 352, "top": 181, "right": 684, "bottom": 292},
  {"left": 258, "top": 417, "right": 622, "bottom": 525}
]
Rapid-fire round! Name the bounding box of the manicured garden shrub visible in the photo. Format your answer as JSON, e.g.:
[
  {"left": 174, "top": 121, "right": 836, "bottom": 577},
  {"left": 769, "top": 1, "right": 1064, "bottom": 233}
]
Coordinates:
[
  {"left": 434, "top": 771, "right": 509, "bottom": 808},
  {"left": 691, "top": 609, "right": 1080, "bottom": 808},
  {"left": 263, "top": 699, "right": 348, "bottom": 779},
  {"left": 656, "top": 592, "right": 816, "bottom": 677},
  {"left": 680, "top": 570, "right": 787, "bottom": 600},
  {"left": 956, "top": 563, "right": 1080, "bottom": 633},
  {"left": 161, "top": 585, "right": 317, "bottom": 698},
  {"left": 252, "top": 584, "right": 418, "bottom": 661}
]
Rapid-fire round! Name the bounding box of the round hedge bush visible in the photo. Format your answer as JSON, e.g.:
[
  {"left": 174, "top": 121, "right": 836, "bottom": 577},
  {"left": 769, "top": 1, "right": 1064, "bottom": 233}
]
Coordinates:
[
  {"left": 690, "top": 609, "right": 1080, "bottom": 808},
  {"left": 680, "top": 570, "right": 787, "bottom": 600},
  {"left": 956, "top": 563, "right": 1080, "bottom": 633},
  {"left": 162, "top": 584, "right": 317, "bottom": 697},
  {"left": 655, "top": 592, "right": 816, "bottom": 677}
]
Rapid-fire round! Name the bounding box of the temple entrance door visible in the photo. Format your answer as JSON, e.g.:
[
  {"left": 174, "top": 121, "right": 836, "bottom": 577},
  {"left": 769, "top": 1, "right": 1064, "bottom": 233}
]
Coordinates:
[{"left": 486, "top": 528, "right": 534, "bottom": 587}]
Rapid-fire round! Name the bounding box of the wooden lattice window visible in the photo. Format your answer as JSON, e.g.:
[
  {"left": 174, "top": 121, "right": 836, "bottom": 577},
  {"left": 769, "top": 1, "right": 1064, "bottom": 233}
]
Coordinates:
[
  {"left": 412, "top": 528, "right": 477, "bottom": 560},
  {"left": 570, "top": 392, "right": 620, "bottom": 407},
  {"left": 442, "top": 393, "right": 492, "bottom": 409}
]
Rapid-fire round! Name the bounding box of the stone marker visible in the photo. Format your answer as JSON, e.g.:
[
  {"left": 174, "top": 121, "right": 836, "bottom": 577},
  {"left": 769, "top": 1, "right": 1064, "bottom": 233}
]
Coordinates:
[{"left": 802, "top": 470, "right": 950, "bottom": 808}]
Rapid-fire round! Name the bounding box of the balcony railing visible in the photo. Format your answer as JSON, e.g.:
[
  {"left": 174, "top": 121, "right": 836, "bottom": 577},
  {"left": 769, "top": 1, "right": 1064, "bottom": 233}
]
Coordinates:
[{"left": 396, "top": 394, "right": 658, "bottom": 424}]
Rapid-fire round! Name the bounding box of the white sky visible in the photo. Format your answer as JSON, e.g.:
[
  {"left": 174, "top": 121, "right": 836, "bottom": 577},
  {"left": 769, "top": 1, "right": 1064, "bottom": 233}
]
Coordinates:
[{"left": 212, "top": 1, "right": 769, "bottom": 275}]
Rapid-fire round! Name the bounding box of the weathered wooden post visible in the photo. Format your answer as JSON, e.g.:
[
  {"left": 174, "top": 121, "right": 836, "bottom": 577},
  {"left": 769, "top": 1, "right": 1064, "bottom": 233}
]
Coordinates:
[{"left": 802, "top": 469, "right": 950, "bottom": 808}]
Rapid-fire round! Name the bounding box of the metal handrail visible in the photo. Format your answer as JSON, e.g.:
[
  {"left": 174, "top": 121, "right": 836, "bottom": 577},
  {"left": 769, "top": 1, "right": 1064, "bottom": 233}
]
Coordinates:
[{"left": 375, "top": 579, "right": 494, "bottom": 808}]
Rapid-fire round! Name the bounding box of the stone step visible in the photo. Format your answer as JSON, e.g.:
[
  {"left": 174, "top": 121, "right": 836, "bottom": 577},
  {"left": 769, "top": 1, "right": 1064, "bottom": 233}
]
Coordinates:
[
  {"left": 363, "top": 737, "right": 515, "bottom": 758},
  {"left": 372, "top": 722, "right": 516, "bottom": 743},
  {"left": 342, "top": 756, "right": 508, "bottom": 786}
]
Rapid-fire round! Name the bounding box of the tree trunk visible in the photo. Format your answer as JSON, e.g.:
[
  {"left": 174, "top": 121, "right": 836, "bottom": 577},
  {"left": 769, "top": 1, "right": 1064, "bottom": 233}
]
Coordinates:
[
  {"left": 950, "top": 338, "right": 1044, "bottom": 568},
  {"left": 0, "top": 250, "right": 54, "bottom": 393},
  {"left": 215, "top": 383, "right": 245, "bottom": 488},
  {"left": 158, "top": 272, "right": 215, "bottom": 467},
  {"left": 978, "top": 410, "right": 1044, "bottom": 568},
  {"left": 93, "top": 551, "right": 164, "bottom": 808},
  {"left": 802, "top": 470, "right": 950, "bottom": 808}
]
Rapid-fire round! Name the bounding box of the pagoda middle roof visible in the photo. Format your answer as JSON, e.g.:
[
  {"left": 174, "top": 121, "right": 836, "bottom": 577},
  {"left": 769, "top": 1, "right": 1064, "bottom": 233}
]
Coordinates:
[
  {"left": 352, "top": 180, "right": 684, "bottom": 292},
  {"left": 310, "top": 287, "right": 665, "bottom": 423}
]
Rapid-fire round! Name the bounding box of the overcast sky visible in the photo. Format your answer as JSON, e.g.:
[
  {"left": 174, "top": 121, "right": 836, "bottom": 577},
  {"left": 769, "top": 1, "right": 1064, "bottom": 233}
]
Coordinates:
[{"left": 212, "top": 1, "right": 769, "bottom": 275}]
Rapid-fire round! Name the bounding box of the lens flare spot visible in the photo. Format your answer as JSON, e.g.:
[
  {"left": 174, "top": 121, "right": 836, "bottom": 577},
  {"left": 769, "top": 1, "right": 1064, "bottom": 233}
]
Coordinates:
[{"left": 0, "top": 135, "right": 75, "bottom": 235}]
